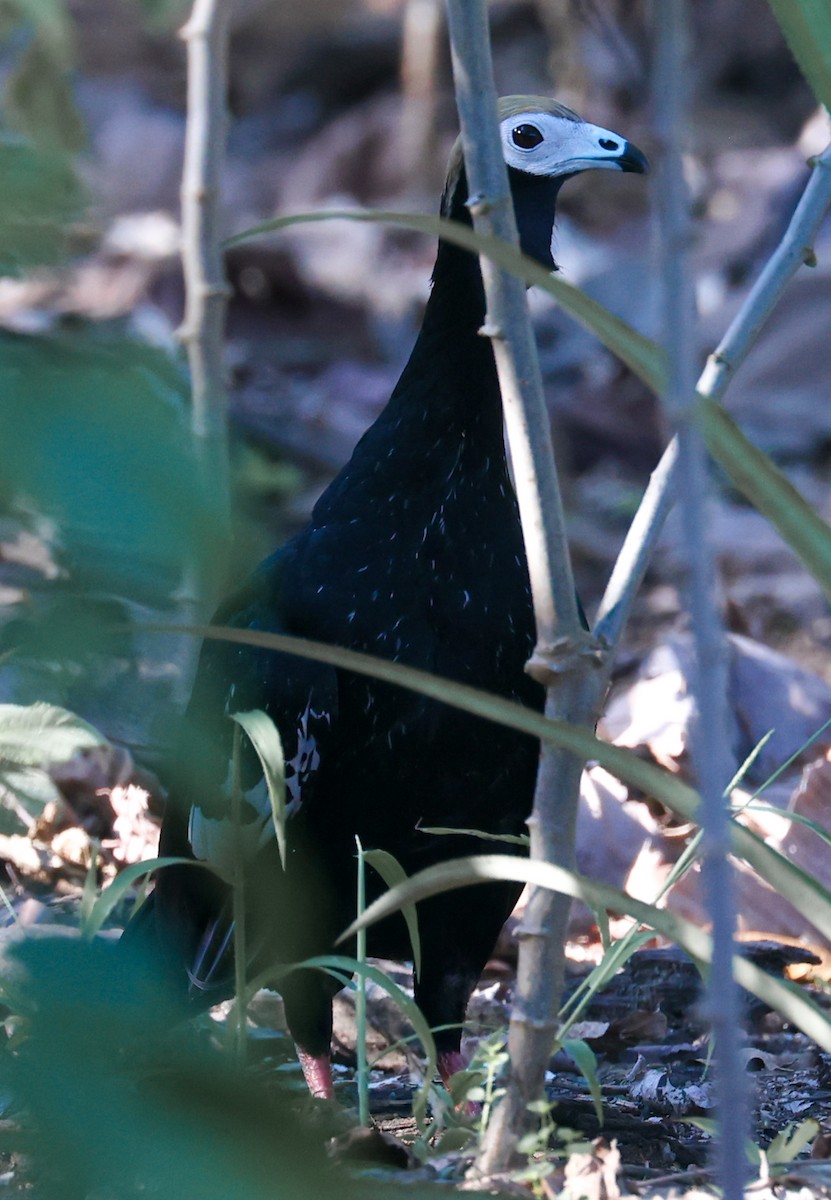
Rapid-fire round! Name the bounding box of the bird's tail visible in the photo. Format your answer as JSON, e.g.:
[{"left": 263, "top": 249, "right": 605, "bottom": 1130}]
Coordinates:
[{"left": 118, "top": 862, "right": 235, "bottom": 1020}]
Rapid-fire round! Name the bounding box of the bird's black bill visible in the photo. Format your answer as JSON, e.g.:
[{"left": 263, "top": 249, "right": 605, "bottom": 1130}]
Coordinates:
[{"left": 617, "top": 141, "right": 649, "bottom": 174}]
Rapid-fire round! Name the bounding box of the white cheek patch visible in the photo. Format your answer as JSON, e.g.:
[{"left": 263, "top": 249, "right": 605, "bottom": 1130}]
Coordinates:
[{"left": 500, "top": 112, "right": 629, "bottom": 177}]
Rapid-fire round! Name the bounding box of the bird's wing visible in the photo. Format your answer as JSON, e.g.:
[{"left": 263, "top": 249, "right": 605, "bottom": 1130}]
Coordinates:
[{"left": 164, "top": 547, "right": 338, "bottom": 880}]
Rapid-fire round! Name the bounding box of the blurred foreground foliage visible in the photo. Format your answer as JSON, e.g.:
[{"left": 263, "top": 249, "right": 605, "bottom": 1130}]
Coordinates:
[
  {"left": 0, "top": 325, "right": 218, "bottom": 596},
  {"left": 0, "top": 325, "right": 226, "bottom": 713},
  {"left": 0, "top": 935, "right": 446, "bottom": 1199},
  {"left": 0, "top": 140, "right": 82, "bottom": 274}
]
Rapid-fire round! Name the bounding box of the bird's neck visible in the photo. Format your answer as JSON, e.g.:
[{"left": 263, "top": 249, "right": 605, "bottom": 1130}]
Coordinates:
[{"left": 374, "top": 236, "right": 504, "bottom": 450}]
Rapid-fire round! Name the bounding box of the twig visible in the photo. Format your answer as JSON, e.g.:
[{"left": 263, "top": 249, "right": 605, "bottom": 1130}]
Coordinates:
[
  {"left": 399, "top": 0, "right": 443, "bottom": 188},
  {"left": 443, "top": 6, "right": 586, "bottom": 657},
  {"left": 594, "top": 139, "right": 831, "bottom": 649},
  {"left": 698, "top": 146, "right": 831, "bottom": 400},
  {"left": 175, "top": 0, "right": 232, "bottom": 691},
  {"left": 441, "top": 0, "right": 604, "bottom": 1174},
  {"left": 179, "top": 0, "right": 232, "bottom": 452},
  {"left": 652, "top": 6, "right": 746, "bottom": 1199}
]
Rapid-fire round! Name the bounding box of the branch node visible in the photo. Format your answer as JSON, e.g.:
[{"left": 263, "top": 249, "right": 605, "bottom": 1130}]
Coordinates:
[
  {"left": 514, "top": 922, "right": 550, "bottom": 940},
  {"left": 465, "top": 192, "right": 492, "bottom": 216},
  {"left": 524, "top": 633, "right": 605, "bottom": 687},
  {"left": 502, "top": 1009, "right": 559, "bottom": 1034},
  {"left": 804, "top": 248, "right": 818, "bottom": 268},
  {"left": 478, "top": 320, "right": 503, "bottom": 339}
]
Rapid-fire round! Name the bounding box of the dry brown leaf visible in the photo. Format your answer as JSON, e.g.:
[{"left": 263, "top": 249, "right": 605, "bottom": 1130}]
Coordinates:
[
  {"left": 0, "top": 834, "right": 60, "bottom": 885},
  {"left": 560, "top": 1138, "right": 623, "bottom": 1200},
  {"left": 107, "top": 784, "right": 159, "bottom": 865}
]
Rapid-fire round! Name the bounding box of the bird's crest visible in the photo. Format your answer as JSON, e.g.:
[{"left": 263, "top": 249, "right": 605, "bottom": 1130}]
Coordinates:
[{"left": 441, "top": 95, "right": 582, "bottom": 213}]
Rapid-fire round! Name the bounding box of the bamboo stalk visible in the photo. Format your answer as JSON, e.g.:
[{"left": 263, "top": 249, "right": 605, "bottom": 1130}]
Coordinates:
[
  {"left": 441, "top": 0, "right": 605, "bottom": 1172},
  {"left": 650, "top": 6, "right": 747, "bottom": 1197},
  {"left": 594, "top": 140, "right": 831, "bottom": 649},
  {"left": 180, "top": 0, "right": 232, "bottom": 454},
  {"left": 399, "top": 0, "right": 443, "bottom": 188},
  {"left": 175, "top": 0, "right": 233, "bottom": 692}
]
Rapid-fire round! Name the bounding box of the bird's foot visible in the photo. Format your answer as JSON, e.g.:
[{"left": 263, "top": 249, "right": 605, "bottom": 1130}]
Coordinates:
[{"left": 296, "top": 1046, "right": 335, "bottom": 1100}]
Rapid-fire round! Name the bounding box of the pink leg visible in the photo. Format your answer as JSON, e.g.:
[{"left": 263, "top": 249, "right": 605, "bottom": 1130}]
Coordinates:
[
  {"left": 296, "top": 1046, "right": 335, "bottom": 1099},
  {"left": 438, "top": 1049, "right": 467, "bottom": 1090},
  {"left": 439, "top": 1049, "right": 482, "bottom": 1115}
]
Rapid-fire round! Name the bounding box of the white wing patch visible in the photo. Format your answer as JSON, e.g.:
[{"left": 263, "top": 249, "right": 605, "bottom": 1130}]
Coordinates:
[
  {"left": 285, "top": 700, "right": 327, "bottom": 814},
  {"left": 188, "top": 698, "right": 329, "bottom": 870}
]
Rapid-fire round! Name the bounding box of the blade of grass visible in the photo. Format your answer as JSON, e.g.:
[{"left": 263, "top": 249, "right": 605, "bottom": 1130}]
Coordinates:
[
  {"left": 139, "top": 620, "right": 831, "bottom": 944},
  {"left": 363, "top": 848, "right": 422, "bottom": 980},
  {"left": 420, "top": 825, "right": 528, "bottom": 847},
  {"left": 85, "top": 855, "right": 218, "bottom": 939},
  {"left": 230, "top": 723, "right": 247, "bottom": 1063},
  {"left": 337, "top": 853, "right": 831, "bottom": 1051},
  {"left": 226, "top": 208, "right": 666, "bottom": 393},
  {"left": 561, "top": 1038, "right": 603, "bottom": 1124},
  {"left": 229, "top": 709, "right": 287, "bottom": 868},
  {"left": 767, "top": 0, "right": 831, "bottom": 110},
  {"left": 250, "top": 953, "right": 438, "bottom": 1126}
]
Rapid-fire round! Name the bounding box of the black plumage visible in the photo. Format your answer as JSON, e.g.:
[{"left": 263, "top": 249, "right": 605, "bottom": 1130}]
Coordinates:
[{"left": 128, "top": 97, "right": 646, "bottom": 1099}]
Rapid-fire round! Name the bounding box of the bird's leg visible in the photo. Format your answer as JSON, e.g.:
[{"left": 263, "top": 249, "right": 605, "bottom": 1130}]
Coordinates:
[
  {"left": 438, "top": 1049, "right": 468, "bottom": 1090},
  {"left": 438, "top": 1049, "right": 483, "bottom": 1117},
  {"left": 296, "top": 1046, "right": 335, "bottom": 1100}
]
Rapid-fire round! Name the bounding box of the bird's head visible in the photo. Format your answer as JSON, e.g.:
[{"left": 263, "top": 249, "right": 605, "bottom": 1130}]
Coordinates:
[{"left": 441, "top": 95, "right": 648, "bottom": 270}]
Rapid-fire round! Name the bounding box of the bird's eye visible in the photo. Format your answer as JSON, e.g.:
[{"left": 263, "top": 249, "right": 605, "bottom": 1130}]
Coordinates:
[{"left": 511, "top": 123, "right": 543, "bottom": 150}]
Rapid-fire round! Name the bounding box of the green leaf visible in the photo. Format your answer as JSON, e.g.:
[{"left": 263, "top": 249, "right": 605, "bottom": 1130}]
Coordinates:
[
  {"left": 0, "top": 138, "right": 83, "bottom": 273},
  {"left": 229, "top": 710, "right": 287, "bottom": 869},
  {"left": 14, "top": 0, "right": 74, "bottom": 49},
  {"left": 336, "top": 852, "right": 831, "bottom": 1053},
  {"left": 767, "top": 1117, "right": 821, "bottom": 1164},
  {"left": 0, "top": 328, "right": 222, "bottom": 598},
  {"left": 0, "top": 702, "right": 106, "bottom": 767},
  {"left": 226, "top": 209, "right": 668, "bottom": 394},
  {"left": 85, "top": 856, "right": 221, "bottom": 939},
  {"left": 445, "top": 1067, "right": 482, "bottom": 1109},
  {"left": 561, "top": 1039, "right": 603, "bottom": 1125},
  {"left": 767, "top": 0, "right": 831, "bottom": 110},
  {"left": 5, "top": 38, "right": 86, "bottom": 152},
  {"left": 363, "top": 848, "right": 422, "bottom": 980},
  {"left": 79, "top": 849, "right": 100, "bottom": 930}
]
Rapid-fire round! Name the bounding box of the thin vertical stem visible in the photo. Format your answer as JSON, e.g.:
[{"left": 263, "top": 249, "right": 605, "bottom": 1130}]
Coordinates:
[
  {"left": 355, "top": 836, "right": 370, "bottom": 1126},
  {"left": 180, "top": 0, "right": 231, "bottom": 452},
  {"left": 652, "top": 5, "right": 747, "bottom": 1197},
  {"left": 443, "top": 5, "right": 586, "bottom": 654},
  {"left": 230, "top": 723, "right": 248, "bottom": 1065},
  {"left": 399, "top": 0, "right": 443, "bottom": 187},
  {"left": 441, "top": 0, "right": 604, "bottom": 1173},
  {"left": 176, "top": 0, "right": 232, "bottom": 693}
]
